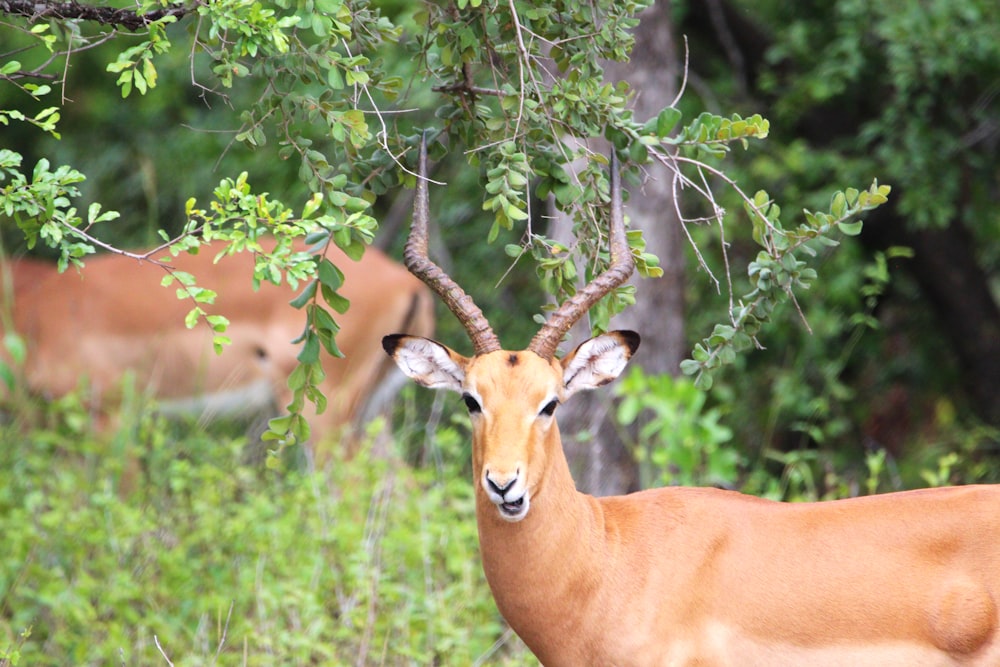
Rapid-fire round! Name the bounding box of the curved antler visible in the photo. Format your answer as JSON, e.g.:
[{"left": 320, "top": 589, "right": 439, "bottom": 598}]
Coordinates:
[
  {"left": 404, "top": 135, "right": 502, "bottom": 355},
  {"left": 528, "top": 153, "right": 634, "bottom": 360}
]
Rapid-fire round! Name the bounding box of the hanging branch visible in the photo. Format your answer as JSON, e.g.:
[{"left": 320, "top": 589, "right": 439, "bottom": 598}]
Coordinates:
[{"left": 0, "top": 0, "right": 194, "bottom": 31}]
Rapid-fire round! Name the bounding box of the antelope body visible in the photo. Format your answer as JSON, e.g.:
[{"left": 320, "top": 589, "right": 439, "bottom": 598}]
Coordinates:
[{"left": 383, "top": 139, "right": 1000, "bottom": 665}]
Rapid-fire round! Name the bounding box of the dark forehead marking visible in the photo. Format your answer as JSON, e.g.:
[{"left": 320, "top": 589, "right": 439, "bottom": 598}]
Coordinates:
[{"left": 507, "top": 353, "right": 520, "bottom": 367}]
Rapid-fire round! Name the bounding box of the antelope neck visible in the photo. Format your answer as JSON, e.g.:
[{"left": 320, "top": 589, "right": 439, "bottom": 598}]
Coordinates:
[{"left": 473, "top": 426, "right": 609, "bottom": 630}]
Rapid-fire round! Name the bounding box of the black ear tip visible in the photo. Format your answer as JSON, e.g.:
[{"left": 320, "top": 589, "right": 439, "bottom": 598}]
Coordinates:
[
  {"left": 382, "top": 334, "right": 404, "bottom": 355},
  {"left": 619, "top": 330, "right": 641, "bottom": 354}
]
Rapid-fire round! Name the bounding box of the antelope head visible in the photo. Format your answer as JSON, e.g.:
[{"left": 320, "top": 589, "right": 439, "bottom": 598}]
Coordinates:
[{"left": 383, "top": 138, "right": 638, "bottom": 522}]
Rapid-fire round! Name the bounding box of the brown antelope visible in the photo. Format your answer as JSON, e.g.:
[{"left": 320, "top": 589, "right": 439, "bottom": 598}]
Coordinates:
[
  {"left": 383, "top": 141, "right": 1000, "bottom": 665},
  {"left": 1, "top": 238, "right": 433, "bottom": 462}
]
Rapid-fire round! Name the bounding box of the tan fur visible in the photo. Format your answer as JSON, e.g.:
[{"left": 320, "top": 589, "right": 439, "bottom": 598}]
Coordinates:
[
  {"left": 386, "top": 332, "right": 1000, "bottom": 666},
  {"left": 2, "top": 240, "right": 433, "bottom": 461}
]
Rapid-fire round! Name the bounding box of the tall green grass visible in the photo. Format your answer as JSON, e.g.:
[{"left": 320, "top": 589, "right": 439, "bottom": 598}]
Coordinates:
[{"left": 0, "top": 405, "right": 536, "bottom": 666}]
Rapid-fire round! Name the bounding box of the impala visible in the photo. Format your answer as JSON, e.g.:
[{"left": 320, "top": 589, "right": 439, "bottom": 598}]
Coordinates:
[
  {"left": 383, "top": 140, "right": 1000, "bottom": 665},
  {"left": 2, "top": 238, "right": 433, "bottom": 462}
]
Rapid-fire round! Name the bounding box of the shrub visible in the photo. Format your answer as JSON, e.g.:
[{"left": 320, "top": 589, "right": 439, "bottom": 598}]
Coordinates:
[{"left": 0, "top": 407, "right": 535, "bottom": 666}]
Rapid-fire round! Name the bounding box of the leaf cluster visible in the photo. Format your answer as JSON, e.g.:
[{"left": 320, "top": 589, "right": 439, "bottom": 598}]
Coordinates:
[{"left": 681, "top": 182, "right": 891, "bottom": 390}]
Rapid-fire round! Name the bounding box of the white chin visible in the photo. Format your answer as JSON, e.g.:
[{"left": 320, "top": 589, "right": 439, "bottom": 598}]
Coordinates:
[{"left": 496, "top": 498, "right": 529, "bottom": 522}]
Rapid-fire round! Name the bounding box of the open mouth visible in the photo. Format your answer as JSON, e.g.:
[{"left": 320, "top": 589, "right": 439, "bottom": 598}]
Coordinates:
[
  {"left": 501, "top": 498, "right": 523, "bottom": 514},
  {"left": 497, "top": 495, "right": 528, "bottom": 521}
]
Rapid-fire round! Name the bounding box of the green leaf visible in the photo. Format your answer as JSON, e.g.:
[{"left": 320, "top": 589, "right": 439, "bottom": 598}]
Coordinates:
[
  {"left": 212, "top": 334, "right": 231, "bottom": 353},
  {"left": 311, "top": 304, "right": 340, "bottom": 335},
  {"left": 263, "top": 415, "right": 292, "bottom": 441},
  {"left": 656, "top": 108, "right": 682, "bottom": 137},
  {"left": 693, "top": 373, "right": 714, "bottom": 391},
  {"left": 317, "top": 258, "right": 344, "bottom": 290},
  {"left": 206, "top": 314, "right": 230, "bottom": 332},
  {"left": 505, "top": 204, "right": 528, "bottom": 222},
  {"left": 837, "top": 220, "right": 864, "bottom": 236},
  {"left": 184, "top": 307, "right": 201, "bottom": 329},
  {"left": 289, "top": 280, "right": 318, "bottom": 309},
  {"left": 830, "top": 191, "right": 847, "bottom": 218},
  {"left": 328, "top": 66, "right": 345, "bottom": 89},
  {"left": 320, "top": 283, "right": 350, "bottom": 314},
  {"left": 4, "top": 332, "right": 26, "bottom": 365},
  {"left": 302, "top": 193, "right": 323, "bottom": 219},
  {"left": 133, "top": 69, "right": 147, "bottom": 95},
  {"left": 297, "top": 331, "right": 320, "bottom": 364},
  {"left": 679, "top": 359, "right": 701, "bottom": 376}
]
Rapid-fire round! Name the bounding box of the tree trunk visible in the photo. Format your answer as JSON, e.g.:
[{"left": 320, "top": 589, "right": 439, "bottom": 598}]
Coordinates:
[{"left": 555, "top": 1, "right": 686, "bottom": 495}]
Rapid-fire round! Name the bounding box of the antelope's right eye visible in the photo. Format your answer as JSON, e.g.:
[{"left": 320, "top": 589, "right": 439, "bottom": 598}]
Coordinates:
[{"left": 462, "top": 394, "right": 482, "bottom": 414}]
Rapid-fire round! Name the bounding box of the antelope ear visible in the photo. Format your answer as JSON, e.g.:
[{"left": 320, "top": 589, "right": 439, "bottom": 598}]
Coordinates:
[
  {"left": 382, "top": 334, "right": 468, "bottom": 392},
  {"left": 561, "top": 330, "right": 640, "bottom": 398}
]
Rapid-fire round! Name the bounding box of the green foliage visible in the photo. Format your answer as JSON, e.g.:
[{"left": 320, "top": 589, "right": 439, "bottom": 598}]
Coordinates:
[
  {"left": 756, "top": 0, "right": 1000, "bottom": 230},
  {"left": 0, "top": 53, "right": 60, "bottom": 138},
  {"left": 680, "top": 181, "right": 891, "bottom": 390},
  {"left": 0, "top": 408, "right": 536, "bottom": 666},
  {"left": 616, "top": 367, "right": 738, "bottom": 489},
  {"left": 105, "top": 18, "right": 175, "bottom": 97},
  {"left": 615, "top": 364, "right": 995, "bottom": 501},
  {"left": 0, "top": 151, "right": 100, "bottom": 268},
  {"left": 661, "top": 111, "right": 770, "bottom": 158},
  {"left": 0, "top": 331, "right": 26, "bottom": 393},
  {"left": 673, "top": 0, "right": 999, "bottom": 463}
]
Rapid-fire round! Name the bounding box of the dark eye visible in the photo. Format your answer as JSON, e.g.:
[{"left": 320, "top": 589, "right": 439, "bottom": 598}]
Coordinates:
[
  {"left": 540, "top": 399, "right": 558, "bottom": 417},
  {"left": 462, "top": 394, "right": 482, "bottom": 414}
]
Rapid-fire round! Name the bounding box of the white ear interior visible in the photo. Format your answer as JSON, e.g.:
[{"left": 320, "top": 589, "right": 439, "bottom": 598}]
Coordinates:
[
  {"left": 391, "top": 337, "right": 465, "bottom": 392},
  {"left": 562, "top": 334, "right": 634, "bottom": 398}
]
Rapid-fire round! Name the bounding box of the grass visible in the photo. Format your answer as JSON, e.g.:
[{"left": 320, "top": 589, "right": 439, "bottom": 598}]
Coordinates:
[{"left": 0, "top": 402, "right": 538, "bottom": 666}]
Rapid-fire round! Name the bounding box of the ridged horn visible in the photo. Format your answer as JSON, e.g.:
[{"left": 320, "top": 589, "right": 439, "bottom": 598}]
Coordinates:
[
  {"left": 404, "top": 134, "right": 502, "bottom": 355},
  {"left": 528, "top": 153, "right": 634, "bottom": 360}
]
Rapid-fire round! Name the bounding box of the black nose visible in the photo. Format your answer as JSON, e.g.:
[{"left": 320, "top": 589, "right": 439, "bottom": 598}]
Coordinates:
[{"left": 486, "top": 474, "right": 516, "bottom": 497}]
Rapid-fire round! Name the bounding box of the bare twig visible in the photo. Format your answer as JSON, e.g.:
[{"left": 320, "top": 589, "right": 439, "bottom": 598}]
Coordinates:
[
  {"left": 432, "top": 82, "right": 506, "bottom": 97},
  {"left": 153, "top": 636, "right": 175, "bottom": 667},
  {"left": 211, "top": 601, "right": 234, "bottom": 664}
]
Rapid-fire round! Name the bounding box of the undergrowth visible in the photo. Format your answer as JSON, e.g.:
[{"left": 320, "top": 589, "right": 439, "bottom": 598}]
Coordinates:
[{"left": 0, "top": 405, "right": 535, "bottom": 666}]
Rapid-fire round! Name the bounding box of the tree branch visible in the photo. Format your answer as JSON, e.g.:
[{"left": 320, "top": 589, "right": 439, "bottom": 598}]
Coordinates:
[{"left": 0, "top": 0, "right": 194, "bottom": 31}]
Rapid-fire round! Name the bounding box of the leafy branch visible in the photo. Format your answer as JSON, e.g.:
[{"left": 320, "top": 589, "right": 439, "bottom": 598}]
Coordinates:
[{"left": 679, "top": 182, "right": 892, "bottom": 390}]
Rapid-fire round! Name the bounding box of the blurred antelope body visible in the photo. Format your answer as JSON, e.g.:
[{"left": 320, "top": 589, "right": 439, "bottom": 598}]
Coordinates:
[
  {"left": 384, "top": 139, "right": 1000, "bottom": 665},
  {"left": 1, "top": 239, "right": 433, "bottom": 460}
]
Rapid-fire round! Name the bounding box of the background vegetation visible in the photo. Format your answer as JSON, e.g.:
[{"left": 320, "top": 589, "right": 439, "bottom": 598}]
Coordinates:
[
  {"left": 1, "top": 0, "right": 997, "bottom": 664},
  {"left": 676, "top": 0, "right": 1000, "bottom": 486},
  {"left": 0, "top": 402, "right": 538, "bottom": 664}
]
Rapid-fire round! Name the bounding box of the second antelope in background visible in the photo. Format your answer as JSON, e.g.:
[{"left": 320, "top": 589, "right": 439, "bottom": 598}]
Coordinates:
[
  {"left": 383, "top": 137, "right": 1000, "bottom": 666},
  {"left": 1, "top": 239, "right": 433, "bottom": 463}
]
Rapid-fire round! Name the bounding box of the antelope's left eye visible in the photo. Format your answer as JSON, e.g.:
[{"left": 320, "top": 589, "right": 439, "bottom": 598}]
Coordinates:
[{"left": 540, "top": 399, "right": 558, "bottom": 417}]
